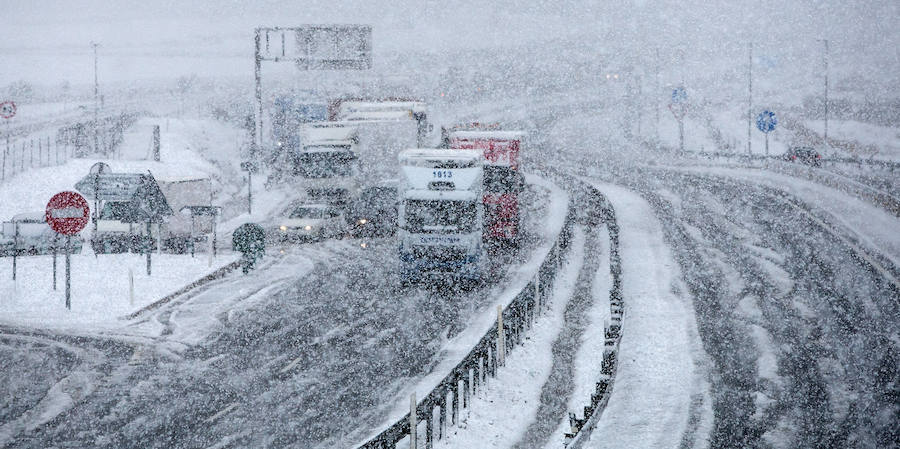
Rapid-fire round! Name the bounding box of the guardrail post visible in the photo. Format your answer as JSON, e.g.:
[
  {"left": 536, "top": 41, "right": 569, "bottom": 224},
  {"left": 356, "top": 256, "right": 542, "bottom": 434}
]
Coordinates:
[
  {"left": 425, "top": 407, "right": 433, "bottom": 449},
  {"left": 464, "top": 368, "right": 471, "bottom": 409},
  {"left": 452, "top": 377, "right": 460, "bottom": 426},
  {"left": 439, "top": 393, "right": 447, "bottom": 439},
  {"left": 497, "top": 305, "right": 505, "bottom": 366},
  {"left": 409, "top": 393, "right": 417, "bottom": 449}
]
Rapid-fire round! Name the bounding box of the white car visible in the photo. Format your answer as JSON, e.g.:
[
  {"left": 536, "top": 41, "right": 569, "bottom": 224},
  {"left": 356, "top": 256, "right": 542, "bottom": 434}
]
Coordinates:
[{"left": 276, "top": 203, "right": 346, "bottom": 242}]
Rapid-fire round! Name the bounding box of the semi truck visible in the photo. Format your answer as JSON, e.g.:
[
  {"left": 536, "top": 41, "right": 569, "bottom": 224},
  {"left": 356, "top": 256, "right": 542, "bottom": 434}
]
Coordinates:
[
  {"left": 291, "top": 124, "right": 361, "bottom": 206},
  {"left": 397, "top": 149, "right": 485, "bottom": 285},
  {"left": 447, "top": 128, "right": 526, "bottom": 247},
  {"left": 328, "top": 97, "right": 431, "bottom": 147}
]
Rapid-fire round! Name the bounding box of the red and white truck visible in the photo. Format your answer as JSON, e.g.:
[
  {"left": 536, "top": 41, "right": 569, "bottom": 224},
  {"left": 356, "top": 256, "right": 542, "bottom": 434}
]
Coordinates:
[{"left": 446, "top": 127, "right": 526, "bottom": 247}]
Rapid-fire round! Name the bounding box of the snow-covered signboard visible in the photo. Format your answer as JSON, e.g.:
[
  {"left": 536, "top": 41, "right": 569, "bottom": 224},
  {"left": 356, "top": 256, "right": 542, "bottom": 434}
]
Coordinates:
[{"left": 257, "top": 25, "right": 372, "bottom": 70}]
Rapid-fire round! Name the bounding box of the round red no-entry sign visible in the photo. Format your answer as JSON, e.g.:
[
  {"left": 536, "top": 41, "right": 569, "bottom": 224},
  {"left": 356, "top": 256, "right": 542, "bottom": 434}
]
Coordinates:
[
  {"left": 0, "top": 101, "right": 15, "bottom": 119},
  {"left": 45, "top": 191, "right": 90, "bottom": 235}
]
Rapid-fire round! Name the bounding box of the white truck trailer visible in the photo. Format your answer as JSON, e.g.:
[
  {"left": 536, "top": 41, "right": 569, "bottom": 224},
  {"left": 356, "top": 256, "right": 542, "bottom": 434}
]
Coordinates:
[{"left": 397, "top": 149, "right": 485, "bottom": 285}]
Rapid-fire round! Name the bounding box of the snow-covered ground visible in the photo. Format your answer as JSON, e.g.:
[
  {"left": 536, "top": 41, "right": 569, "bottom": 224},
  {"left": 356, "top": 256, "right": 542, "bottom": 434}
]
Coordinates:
[
  {"left": 678, "top": 166, "right": 900, "bottom": 270},
  {"left": 583, "top": 182, "right": 712, "bottom": 449},
  {"left": 0, "top": 251, "right": 237, "bottom": 332},
  {"left": 806, "top": 119, "right": 900, "bottom": 160}
]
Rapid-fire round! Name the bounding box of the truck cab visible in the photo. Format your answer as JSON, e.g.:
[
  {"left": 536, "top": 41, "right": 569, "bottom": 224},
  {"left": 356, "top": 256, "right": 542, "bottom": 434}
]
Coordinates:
[
  {"left": 292, "top": 125, "right": 361, "bottom": 206},
  {"left": 448, "top": 129, "right": 526, "bottom": 247},
  {"left": 397, "top": 149, "right": 485, "bottom": 285}
]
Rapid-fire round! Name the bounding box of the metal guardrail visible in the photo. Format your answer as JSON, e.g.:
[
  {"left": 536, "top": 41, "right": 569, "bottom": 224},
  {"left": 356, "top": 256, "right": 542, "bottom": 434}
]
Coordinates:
[{"left": 357, "top": 188, "right": 578, "bottom": 449}]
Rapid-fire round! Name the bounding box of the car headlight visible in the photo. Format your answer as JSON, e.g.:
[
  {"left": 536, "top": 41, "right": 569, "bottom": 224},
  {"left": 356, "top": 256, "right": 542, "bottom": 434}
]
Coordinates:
[
  {"left": 358, "top": 219, "right": 368, "bottom": 225},
  {"left": 304, "top": 225, "right": 312, "bottom": 231},
  {"left": 279, "top": 225, "right": 288, "bottom": 232}
]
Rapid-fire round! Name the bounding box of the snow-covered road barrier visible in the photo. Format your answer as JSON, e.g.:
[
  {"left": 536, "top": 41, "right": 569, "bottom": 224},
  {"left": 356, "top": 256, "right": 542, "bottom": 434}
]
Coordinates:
[
  {"left": 561, "top": 182, "right": 624, "bottom": 447},
  {"left": 575, "top": 182, "right": 712, "bottom": 449},
  {"left": 356, "top": 178, "right": 578, "bottom": 449}
]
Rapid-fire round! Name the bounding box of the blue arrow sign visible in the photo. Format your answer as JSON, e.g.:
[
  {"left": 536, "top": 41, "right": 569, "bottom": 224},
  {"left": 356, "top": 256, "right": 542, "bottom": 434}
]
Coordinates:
[
  {"left": 756, "top": 110, "right": 777, "bottom": 133},
  {"left": 671, "top": 87, "right": 687, "bottom": 104}
]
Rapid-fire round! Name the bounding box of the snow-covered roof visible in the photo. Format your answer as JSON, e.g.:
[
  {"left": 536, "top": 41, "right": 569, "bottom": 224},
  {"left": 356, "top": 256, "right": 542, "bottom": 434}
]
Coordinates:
[
  {"left": 340, "top": 101, "right": 426, "bottom": 114},
  {"left": 302, "top": 142, "right": 356, "bottom": 152},
  {"left": 342, "top": 110, "right": 417, "bottom": 121},
  {"left": 398, "top": 149, "right": 481, "bottom": 166},
  {"left": 303, "top": 125, "right": 358, "bottom": 143},
  {"left": 449, "top": 130, "right": 526, "bottom": 140},
  {"left": 156, "top": 176, "right": 211, "bottom": 184},
  {"left": 10, "top": 212, "right": 45, "bottom": 223}
]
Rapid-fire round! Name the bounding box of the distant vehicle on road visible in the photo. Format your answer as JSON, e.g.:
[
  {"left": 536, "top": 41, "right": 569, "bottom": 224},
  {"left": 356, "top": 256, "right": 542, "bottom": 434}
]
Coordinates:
[
  {"left": 783, "top": 146, "right": 822, "bottom": 166},
  {"left": 346, "top": 184, "right": 399, "bottom": 237},
  {"left": 0, "top": 212, "right": 83, "bottom": 256},
  {"left": 398, "top": 149, "right": 485, "bottom": 285},
  {"left": 275, "top": 203, "right": 346, "bottom": 242}
]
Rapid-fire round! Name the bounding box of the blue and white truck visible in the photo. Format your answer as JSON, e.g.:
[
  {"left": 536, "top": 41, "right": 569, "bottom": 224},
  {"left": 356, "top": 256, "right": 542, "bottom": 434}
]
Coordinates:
[{"left": 397, "top": 149, "right": 485, "bottom": 285}]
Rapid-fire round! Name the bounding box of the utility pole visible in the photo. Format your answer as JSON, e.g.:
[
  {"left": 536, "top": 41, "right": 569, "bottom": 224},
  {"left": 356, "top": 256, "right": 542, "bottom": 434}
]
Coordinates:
[
  {"left": 254, "top": 28, "right": 263, "bottom": 161},
  {"left": 91, "top": 42, "right": 101, "bottom": 155},
  {"left": 747, "top": 42, "right": 753, "bottom": 157}
]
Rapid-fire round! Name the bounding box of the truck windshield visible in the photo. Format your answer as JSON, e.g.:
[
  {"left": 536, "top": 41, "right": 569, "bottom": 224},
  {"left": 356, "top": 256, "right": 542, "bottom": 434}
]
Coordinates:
[
  {"left": 292, "top": 151, "right": 356, "bottom": 178},
  {"left": 404, "top": 199, "right": 476, "bottom": 233},
  {"left": 289, "top": 207, "right": 326, "bottom": 219}
]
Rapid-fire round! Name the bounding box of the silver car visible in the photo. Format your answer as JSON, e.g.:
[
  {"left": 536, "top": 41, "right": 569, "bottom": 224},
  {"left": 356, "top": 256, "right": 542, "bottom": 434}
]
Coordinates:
[{"left": 276, "top": 203, "right": 346, "bottom": 242}]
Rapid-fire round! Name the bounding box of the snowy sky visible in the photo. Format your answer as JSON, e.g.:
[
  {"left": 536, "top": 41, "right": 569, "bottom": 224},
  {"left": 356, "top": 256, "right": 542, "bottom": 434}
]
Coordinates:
[{"left": 1, "top": 0, "right": 897, "bottom": 86}]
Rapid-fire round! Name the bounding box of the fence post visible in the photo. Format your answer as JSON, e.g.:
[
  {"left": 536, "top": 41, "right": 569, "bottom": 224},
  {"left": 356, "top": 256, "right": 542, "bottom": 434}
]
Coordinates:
[
  {"left": 409, "top": 393, "right": 417, "bottom": 449},
  {"left": 30, "top": 138, "right": 33, "bottom": 167}
]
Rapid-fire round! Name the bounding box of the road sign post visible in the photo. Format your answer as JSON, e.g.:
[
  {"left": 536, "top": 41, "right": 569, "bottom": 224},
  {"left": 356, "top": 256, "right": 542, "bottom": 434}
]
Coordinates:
[
  {"left": 1, "top": 101, "right": 14, "bottom": 182},
  {"left": 669, "top": 87, "right": 687, "bottom": 154},
  {"left": 241, "top": 161, "right": 258, "bottom": 215},
  {"left": 46, "top": 191, "right": 90, "bottom": 310},
  {"left": 756, "top": 110, "right": 777, "bottom": 158}
]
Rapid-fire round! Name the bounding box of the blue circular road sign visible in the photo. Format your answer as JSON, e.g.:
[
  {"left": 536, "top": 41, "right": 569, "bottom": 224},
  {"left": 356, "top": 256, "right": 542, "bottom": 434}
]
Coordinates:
[
  {"left": 671, "top": 87, "right": 687, "bottom": 104},
  {"left": 756, "top": 110, "right": 777, "bottom": 133}
]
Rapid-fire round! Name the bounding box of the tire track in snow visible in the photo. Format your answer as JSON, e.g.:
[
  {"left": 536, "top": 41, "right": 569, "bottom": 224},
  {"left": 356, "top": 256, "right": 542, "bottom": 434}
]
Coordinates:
[{"left": 511, "top": 227, "right": 603, "bottom": 449}]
